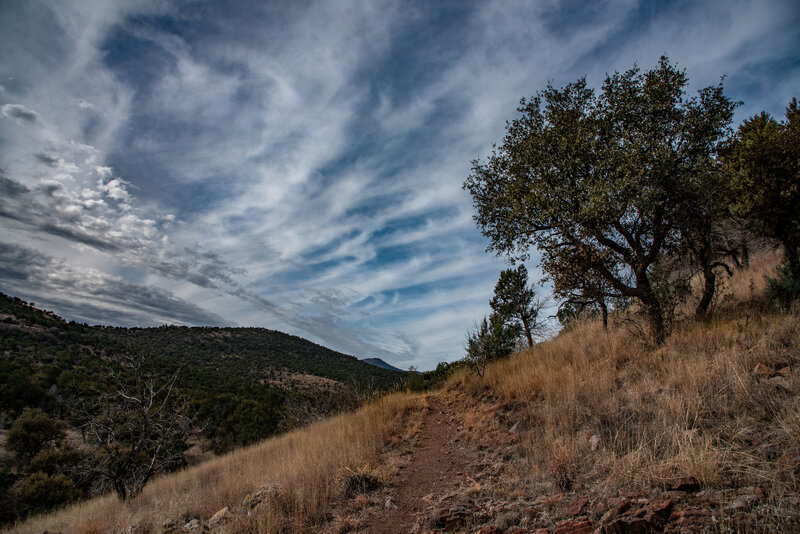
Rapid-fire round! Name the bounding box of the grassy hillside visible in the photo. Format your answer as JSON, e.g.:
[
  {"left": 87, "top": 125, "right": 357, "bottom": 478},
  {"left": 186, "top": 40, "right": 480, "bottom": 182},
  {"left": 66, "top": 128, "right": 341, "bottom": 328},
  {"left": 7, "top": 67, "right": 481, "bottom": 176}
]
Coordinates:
[
  {"left": 6, "top": 253, "right": 799, "bottom": 533},
  {"left": 7, "top": 393, "right": 424, "bottom": 534}
]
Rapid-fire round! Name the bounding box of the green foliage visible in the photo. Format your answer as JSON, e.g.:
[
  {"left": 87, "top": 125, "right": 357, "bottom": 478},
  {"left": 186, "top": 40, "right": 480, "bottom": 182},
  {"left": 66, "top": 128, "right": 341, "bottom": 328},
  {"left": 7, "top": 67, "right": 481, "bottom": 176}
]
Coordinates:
[
  {"left": 26, "top": 444, "right": 84, "bottom": 476},
  {"left": 14, "top": 472, "right": 81, "bottom": 517},
  {"left": 490, "top": 265, "right": 545, "bottom": 347},
  {"left": 465, "top": 314, "right": 519, "bottom": 376},
  {"left": 401, "top": 361, "right": 466, "bottom": 392},
  {"left": 196, "top": 392, "right": 284, "bottom": 453},
  {"left": 0, "top": 462, "right": 18, "bottom": 524},
  {"left": 7, "top": 408, "right": 65, "bottom": 462},
  {"left": 766, "top": 260, "right": 800, "bottom": 312},
  {"left": 0, "top": 291, "right": 402, "bottom": 444},
  {"left": 725, "top": 98, "right": 800, "bottom": 281},
  {"left": 464, "top": 57, "right": 736, "bottom": 343}
]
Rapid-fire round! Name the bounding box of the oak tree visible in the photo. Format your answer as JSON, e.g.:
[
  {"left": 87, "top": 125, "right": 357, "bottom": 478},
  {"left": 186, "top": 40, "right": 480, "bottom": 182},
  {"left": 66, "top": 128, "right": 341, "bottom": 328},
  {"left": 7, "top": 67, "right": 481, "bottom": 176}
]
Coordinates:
[{"left": 464, "top": 57, "right": 736, "bottom": 342}]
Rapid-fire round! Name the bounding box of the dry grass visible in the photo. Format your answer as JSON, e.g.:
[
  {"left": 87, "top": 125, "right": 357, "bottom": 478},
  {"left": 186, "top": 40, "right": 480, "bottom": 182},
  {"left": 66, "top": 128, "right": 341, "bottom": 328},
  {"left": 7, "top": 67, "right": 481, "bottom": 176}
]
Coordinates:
[
  {"left": 447, "top": 252, "right": 799, "bottom": 527},
  {"left": 8, "top": 251, "right": 799, "bottom": 532},
  {"left": 6, "top": 393, "right": 424, "bottom": 534}
]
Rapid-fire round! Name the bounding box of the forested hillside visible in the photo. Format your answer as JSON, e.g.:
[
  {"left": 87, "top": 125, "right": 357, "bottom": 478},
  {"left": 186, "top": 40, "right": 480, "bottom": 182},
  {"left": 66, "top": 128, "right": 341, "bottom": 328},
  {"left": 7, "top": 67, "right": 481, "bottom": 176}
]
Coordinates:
[{"left": 0, "top": 292, "right": 404, "bottom": 524}]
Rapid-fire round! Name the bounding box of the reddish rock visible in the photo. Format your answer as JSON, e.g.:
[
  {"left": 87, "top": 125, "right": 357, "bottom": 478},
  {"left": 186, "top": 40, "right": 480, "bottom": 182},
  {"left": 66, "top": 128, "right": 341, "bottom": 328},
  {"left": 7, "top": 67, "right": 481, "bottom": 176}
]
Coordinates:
[
  {"left": 602, "top": 517, "right": 650, "bottom": 534},
  {"left": 434, "top": 504, "right": 473, "bottom": 531},
  {"left": 568, "top": 498, "right": 589, "bottom": 517},
  {"left": 601, "top": 499, "right": 673, "bottom": 534},
  {"left": 598, "top": 498, "right": 633, "bottom": 525},
  {"left": 668, "top": 505, "right": 720, "bottom": 530},
  {"left": 753, "top": 363, "right": 776, "bottom": 377},
  {"left": 477, "top": 526, "right": 505, "bottom": 534},
  {"left": 671, "top": 477, "right": 700, "bottom": 492},
  {"left": 770, "top": 375, "right": 791, "bottom": 390},
  {"left": 553, "top": 519, "right": 593, "bottom": 534}
]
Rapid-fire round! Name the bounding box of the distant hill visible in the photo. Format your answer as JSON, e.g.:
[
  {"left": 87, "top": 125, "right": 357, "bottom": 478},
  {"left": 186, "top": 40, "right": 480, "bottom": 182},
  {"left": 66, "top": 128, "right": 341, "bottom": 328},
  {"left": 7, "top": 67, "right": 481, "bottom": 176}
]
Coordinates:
[
  {"left": 0, "top": 292, "right": 405, "bottom": 449},
  {"left": 362, "top": 357, "right": 405, "bottom": 372}
]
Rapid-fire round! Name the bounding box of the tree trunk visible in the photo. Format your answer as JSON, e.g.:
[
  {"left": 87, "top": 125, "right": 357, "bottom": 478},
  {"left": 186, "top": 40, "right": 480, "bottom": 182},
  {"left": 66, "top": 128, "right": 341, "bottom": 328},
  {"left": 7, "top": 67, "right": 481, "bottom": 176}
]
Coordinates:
[
  {"left": 646, "top": 297, "right": 668, "bottom": 345},
  {"left": 637, "top": 272, "right": 668, "bottom": 345},
  {"left": 597, "top": 297, "right": 608, "bottom": 329},
  {"left": 520, "top": 316, "right": 534, "bottom": 348},
  {"left": 695, "top": 265, "right": 716, "bottom": 320}
]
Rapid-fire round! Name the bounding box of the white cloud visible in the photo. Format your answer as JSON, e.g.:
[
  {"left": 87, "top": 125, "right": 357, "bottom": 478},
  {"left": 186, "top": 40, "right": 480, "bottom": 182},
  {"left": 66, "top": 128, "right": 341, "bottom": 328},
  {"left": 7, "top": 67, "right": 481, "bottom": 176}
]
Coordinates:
[{"left": 1, "top": 0, "right": 797, "bottom": 369}]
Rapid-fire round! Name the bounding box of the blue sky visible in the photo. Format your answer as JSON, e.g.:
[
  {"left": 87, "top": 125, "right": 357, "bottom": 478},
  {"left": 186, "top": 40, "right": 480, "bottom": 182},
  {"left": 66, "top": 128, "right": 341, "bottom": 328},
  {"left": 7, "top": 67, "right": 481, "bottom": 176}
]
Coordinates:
[{"left": 1, "top": 0, "right": 798, "bottom": 370}]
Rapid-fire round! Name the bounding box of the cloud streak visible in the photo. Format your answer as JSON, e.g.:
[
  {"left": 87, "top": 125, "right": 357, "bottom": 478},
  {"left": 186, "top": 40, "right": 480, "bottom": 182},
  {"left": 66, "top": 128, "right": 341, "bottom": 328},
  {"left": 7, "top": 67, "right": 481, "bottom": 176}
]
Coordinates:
[{"left": 1, "top": 0, "right": 798, "bottom": 369}]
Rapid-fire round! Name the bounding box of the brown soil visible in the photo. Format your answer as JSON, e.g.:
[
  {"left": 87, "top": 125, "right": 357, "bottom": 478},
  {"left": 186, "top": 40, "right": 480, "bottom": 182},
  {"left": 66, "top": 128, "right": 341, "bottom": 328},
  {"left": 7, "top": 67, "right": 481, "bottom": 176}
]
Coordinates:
[{"left": 362, "top": 395, "right": 472, "bottom": 533}]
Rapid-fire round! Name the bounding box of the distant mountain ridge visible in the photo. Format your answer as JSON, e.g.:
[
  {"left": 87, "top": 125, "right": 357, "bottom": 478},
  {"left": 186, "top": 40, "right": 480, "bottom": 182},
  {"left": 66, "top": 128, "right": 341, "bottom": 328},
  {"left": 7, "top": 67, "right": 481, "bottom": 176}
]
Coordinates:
[{"left": 361, "top": 357, "right": 405, "bottom": 372}]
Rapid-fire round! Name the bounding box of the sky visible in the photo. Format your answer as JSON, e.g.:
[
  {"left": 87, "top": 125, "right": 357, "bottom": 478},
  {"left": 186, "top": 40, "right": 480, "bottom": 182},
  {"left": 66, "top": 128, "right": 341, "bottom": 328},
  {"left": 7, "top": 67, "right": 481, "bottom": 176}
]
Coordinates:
[{"left": 1, "top": 0, "right": 798, "bottom": 370}]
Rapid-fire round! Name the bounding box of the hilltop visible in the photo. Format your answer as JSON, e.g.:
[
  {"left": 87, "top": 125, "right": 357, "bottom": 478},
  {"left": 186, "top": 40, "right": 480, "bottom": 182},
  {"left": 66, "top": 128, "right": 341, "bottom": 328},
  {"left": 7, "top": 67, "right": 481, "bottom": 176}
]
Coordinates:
[
  {"left": 362, "top": 358, "right": 406, "bottom": 373},
  {"left": 8, "top": 252, "right": 799, "bottom": 533}
]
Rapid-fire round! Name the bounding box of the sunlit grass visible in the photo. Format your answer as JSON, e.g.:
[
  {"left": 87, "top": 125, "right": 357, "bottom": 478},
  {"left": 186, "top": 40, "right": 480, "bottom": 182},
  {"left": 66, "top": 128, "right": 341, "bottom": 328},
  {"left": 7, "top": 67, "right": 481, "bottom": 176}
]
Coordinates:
[{"left": 6, "top": 393, "right": 424, "bottom": 534}]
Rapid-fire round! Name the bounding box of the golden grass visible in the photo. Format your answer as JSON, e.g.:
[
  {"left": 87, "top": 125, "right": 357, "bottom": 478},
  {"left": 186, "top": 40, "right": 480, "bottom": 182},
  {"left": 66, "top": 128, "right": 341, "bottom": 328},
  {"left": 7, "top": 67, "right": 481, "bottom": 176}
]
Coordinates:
[
  {"left": 6, "top": 393, "right": 424, "bottom": 534},
  {"left": 448, "top": 251, "right": 799, "bottom": 508},
  {"left": 10, "top": 251, "right": 798, "bottom": 532}
]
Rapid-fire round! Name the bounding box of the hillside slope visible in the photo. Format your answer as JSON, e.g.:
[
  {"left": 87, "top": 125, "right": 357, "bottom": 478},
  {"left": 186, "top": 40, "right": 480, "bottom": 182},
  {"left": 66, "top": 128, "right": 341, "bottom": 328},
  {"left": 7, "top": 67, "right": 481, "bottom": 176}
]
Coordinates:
[
  {"left": 0, "top": 292, "right": 405, "bottom": 525},
  {"left": 7, "top": 257, "right": 800, "bottom": 533}
]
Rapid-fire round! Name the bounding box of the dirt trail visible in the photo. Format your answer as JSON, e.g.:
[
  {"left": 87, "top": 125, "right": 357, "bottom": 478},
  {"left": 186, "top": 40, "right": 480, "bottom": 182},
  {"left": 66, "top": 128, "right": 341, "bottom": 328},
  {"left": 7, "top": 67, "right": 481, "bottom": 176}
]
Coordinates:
[{"left": 363, "top": 395, "right": 472, "bottom": 533}]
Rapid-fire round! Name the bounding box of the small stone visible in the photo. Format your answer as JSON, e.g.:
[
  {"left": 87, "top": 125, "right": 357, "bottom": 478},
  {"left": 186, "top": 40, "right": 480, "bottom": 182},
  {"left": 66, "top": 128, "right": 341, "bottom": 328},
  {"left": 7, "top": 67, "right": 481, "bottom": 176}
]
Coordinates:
[
  {"left": 671, "top": 477, "right": 700, "bottom": 492},
  {"left": 208, "top": 506, "right": 231, "bottom": 529},
  {"left": 242, "top": 483, "right": 281, "bottom": 510},
  {"left": 553, "top": 519, "right": 593, "bottom": 534},
  {"left": 161, "top": 519, "right": 182, "bottom": 533},
  {"left": 778, "top": 366, "right": 793, "bottom": 378},
  {"left": 183, "top": 519, "right": 206, "bottom": 534},
  {"left": 753, "top": 363, "right": 775, "bottom": 378},
  {"left": 770, "top": 375, "right": 791, "bottom": 390},
  {"left": 589, "top": 434, "right": 601, "bottom": 451},
  {"left": 510, "top": 421, "right": 521, "bottom": 434},
  {"left": 568, "top": 498, "right": 589, "bottom": 517},
  {"left": 385, "top": 498, "right": 398, "bottom": 509}
]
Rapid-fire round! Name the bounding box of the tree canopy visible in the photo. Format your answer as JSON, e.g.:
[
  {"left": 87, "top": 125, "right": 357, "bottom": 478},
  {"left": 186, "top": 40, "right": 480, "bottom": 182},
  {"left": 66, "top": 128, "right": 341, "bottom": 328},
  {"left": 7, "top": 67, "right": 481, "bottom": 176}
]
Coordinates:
[
  {"left": 725, "top": 100, "right": 800, "bottom": 279},
  {"left": 464, "top": 57, "right": 737, "bottom": 342}
]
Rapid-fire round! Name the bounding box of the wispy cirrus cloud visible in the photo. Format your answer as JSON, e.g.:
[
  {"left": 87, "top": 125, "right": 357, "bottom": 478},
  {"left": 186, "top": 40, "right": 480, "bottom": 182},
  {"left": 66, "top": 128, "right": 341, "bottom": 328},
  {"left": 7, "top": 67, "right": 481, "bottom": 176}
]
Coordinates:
[{"left": 1, "top": 0, "right": 798, "bottom": 369}]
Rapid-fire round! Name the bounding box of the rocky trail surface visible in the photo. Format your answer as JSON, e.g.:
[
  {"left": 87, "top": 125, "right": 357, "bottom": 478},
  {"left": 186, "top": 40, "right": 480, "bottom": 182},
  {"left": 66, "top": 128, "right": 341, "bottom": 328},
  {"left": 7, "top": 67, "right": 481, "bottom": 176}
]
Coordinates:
[
  {"left": 362, "top": 396, "right": 473, "bottom": 533},
  {"left": 342, "top": 393, "right": 776, "bottom": 534}
]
